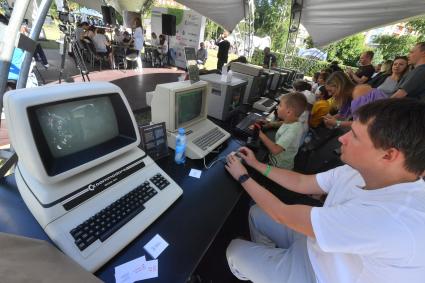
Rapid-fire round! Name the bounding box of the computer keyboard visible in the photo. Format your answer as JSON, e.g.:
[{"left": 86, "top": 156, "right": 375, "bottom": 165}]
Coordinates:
[
  {"left": 262, "top": 99, "right": 276, "bottom": 107},
  {"left": 235, "top": 112, "right": 263, "bottom": 135},
  {"left": 193, "top": 127, "right": 226, "bottom": 151},
  {"left": 70, "top": 173, "right": 170, "bottom": 252}
]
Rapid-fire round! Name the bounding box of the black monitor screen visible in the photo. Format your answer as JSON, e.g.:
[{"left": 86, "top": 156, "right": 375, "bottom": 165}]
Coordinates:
[
  {"left": 176, "top": 89, "right": 203, "bottom": 126},
  {"left": 184, "top": 47, "right": 197, "bottom": 61},
  {"left": 28, "top": 93, "right": 137, "bottom": 176}
]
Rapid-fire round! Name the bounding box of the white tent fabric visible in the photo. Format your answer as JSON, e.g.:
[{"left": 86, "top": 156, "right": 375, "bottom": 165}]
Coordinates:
[
  {"left": 176, "top": 0, "right": 247, "bottom": 32},
  {"left": 298, "top": 0, "right": 425, "bottom": 47},
  {"left": 73, "top": 0, "right": 247, "bottom": 32}
]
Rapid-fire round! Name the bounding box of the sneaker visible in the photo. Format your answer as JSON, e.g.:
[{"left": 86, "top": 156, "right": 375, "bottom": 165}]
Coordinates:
[{"left": 43, "top": 64, "right": 49, "bottom": 69}]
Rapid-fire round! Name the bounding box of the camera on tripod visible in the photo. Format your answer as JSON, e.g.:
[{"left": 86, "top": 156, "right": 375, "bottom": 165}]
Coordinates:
[{"left": 58, "top": 11, "right": 75, "bottom": 25}]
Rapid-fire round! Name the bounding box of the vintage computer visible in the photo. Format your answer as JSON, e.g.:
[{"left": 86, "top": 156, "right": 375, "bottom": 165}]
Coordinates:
[
  {"left": 4, "top": 82, "right": 183, "bottom": 272},
  {"left": 231, "top": 62, "right": 265, "bottom": 104},
  {"left": 199, "top": 73, "right": 247, "bottom": 121},
  {"left": 150, "top": 80, "right": 230, "bottom": 159}
]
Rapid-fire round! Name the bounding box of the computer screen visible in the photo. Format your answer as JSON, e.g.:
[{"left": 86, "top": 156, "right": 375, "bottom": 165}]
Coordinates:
[
  {"left": 151, "top": 81, "right": 209, "bottom": 132},
  {"left": 176, "top": 89, "right": 203, "bottom": 126},
  {"left": 5, "top": 82, "right": 139, "bottom": 183},
  {"left": 35, "top": 96, "right": 119, "bottom": 158},
  {"left": 184, "top": 47, "right": 197, "bottom": 61}
]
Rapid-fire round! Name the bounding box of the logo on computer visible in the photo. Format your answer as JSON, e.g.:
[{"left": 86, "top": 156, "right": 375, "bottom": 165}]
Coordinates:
[{"left": 88, "top": 184, "right": 96, "bottom": 191}]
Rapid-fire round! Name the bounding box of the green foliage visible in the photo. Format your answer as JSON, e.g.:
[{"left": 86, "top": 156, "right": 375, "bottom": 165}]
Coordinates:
[
  {"left": 407, "top": 17, "right": 425, "bottom": 41},
  {"left": 304, "top": 36, "right": 314, "bottom": 49},
  {"left": 204, "top": 18, "right": 222, "bottom": 40},
  {"left": 325, "top": 33, "right": 366, "bottom": 66},
  {"left": 141, "top": 0, "right": 156, "bottom": 18},
  {"left": 254, "top": 0, "right": 290, "bottom": 52},
  {"left": 250, "top": 48, "right": 352, "bottom": 77},
  {"left": 372, "top": 34, "right": 417, "bottom": 60}
]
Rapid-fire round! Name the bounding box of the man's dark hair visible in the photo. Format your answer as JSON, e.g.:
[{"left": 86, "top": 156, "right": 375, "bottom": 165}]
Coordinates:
[
  {"left": 281, "top": 92, "right": 307, "bottom": 117},
  {"left": 292, "top": 80, "right": 312, "bottom": 92},
  {"left": 364, "top": 50, "right": 374, "bottom": 59},
  {"left": 356, "top": 99, "right": 425, "bottom": 176},
  {"left": 416, "top": 42, "right": 425, "bottom": 52}
]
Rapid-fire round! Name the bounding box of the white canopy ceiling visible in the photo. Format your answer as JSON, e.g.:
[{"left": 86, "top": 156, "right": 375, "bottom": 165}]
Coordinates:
[
  {"left": 297, "top": 0, "right": 425, "bottom": 47},
  {"left": 73, "top": 0, "right": 247, "bottom": 32}
]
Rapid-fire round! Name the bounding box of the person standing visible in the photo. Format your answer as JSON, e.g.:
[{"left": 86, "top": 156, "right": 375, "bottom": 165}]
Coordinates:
[
  {"left": 262, "top": 47, "right": 277, "bottom": 69},
  {"left": 215, "top": 31, "right": 230, "bottom": 73},
  {"left": 132, "top": 17, "right": 144, "bottom": 70}
]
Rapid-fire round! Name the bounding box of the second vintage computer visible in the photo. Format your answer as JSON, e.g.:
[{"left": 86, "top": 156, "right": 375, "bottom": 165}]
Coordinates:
[{"left": 150, "top": 80, "right": 230, "bottom": 159}]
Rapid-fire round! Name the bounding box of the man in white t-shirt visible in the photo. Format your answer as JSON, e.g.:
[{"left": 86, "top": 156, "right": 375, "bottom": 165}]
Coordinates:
[{"left": 225, "top": 98, "right": 425, "bottom": 283}]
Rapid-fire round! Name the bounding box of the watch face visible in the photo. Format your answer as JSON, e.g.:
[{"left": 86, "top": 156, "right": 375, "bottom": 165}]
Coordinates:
[{"left": 238, "top": 174, "right": 249, "bottom": 183}]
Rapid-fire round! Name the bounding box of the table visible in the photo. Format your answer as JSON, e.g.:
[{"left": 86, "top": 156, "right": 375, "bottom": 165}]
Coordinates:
[{"left": 0, "top": 139, "right": 242, "bottom": 283}]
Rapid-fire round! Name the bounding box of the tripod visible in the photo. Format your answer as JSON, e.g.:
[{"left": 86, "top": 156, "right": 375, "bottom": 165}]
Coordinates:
[{"left": 58, "top": 25, "right": 90, "bottom": 83}]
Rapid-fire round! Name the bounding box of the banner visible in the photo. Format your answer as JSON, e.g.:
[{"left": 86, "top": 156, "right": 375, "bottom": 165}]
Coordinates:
[{"left": 151, "top": 7, "right": 206, "bottom": 68}]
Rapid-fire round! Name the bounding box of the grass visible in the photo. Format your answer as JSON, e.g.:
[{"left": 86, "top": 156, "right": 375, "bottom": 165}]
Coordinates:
[
  {"left": 203, "top": 49, "right": 239, "bottom": 71},
  {"left": 39, "top": 23, "right": 61, "bottom": 49}
]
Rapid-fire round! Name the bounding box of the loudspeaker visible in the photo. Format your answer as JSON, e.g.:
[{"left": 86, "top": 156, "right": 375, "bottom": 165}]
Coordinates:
[
  {"left": 162, "top": 14, "right": 176, "bottom": 36},
  {"left": 101, "top": 6, "right": 116, "bottom": 25}
]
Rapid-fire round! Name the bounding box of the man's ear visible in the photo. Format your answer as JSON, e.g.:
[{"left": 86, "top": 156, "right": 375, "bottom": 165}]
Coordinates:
[{"left": 382, "top": 147, "right": 401, "bottom": 162}]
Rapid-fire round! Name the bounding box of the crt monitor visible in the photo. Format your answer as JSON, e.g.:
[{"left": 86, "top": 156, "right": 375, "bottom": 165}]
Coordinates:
[
  {"left": 151, "top": 80, "right": 209, "bottom": 132},
  {"left": 184, "top": 46, "right": 197, "bottom": 61},
  {"left": 4, "top": 82, "right": 140, "bottom": 184}
]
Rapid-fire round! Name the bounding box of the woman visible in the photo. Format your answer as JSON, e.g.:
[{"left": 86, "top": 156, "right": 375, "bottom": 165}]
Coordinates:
[
  {"left": 368, "top": 59, "right": 392, "bottom": 88},
  {"left": 132, "top": 18, "right": 144, "bottom": 70},
  {"left": 377, "top": 56, "right": 409, "bottom": 96},
  {"left": 323, "top": 72, "right": 386, "bottom": 129},
  {"left": 323, "top": 71, "right": 355, "bottom": 121}
]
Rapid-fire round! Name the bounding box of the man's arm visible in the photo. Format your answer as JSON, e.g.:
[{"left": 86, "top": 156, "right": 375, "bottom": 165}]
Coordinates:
[
  {"left": 237, "top": 147, "right": 325, "bottom": 195},
  {"left": 391, "top": 88, "right": 408, "bottom": 98},
  {"left": 225, "top": 155, "right": 315, "bottom": 237},
  {"left": 350, "top": 73, "right": 369, "bottom": 84}
]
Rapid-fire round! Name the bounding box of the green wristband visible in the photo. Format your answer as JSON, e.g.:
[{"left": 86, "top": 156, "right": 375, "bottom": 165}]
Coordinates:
[{"left": 263, "top": 164, "right": 272, "bottom": 177}]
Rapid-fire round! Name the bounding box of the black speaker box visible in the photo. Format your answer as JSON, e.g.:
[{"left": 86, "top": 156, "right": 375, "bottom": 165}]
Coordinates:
[
  {"left": 162, "top": 14, "right": 176, "bottom": 36},
  {"left": 101, "top": 6, "right": 116, "bottom": 25}
]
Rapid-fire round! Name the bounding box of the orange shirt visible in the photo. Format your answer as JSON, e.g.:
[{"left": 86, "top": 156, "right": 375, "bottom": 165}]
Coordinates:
[{"left": 310, "top": 100, "right": 330, "bottom": 128}]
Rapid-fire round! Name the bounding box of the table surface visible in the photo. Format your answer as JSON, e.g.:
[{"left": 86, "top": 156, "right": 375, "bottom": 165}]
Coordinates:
[{"left": 0, "top": 139, "right": 242, "bottom": 283}]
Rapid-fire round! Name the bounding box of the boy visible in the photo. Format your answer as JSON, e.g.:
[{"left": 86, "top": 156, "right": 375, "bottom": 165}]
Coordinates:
[{"left": 257, "top": 92, "right": 307, "bottom": 170}]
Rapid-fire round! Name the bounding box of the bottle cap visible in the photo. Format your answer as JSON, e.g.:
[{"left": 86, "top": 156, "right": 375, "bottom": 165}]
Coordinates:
[{"left": 178, "top": 128, "right": 185, "bottom": 134}]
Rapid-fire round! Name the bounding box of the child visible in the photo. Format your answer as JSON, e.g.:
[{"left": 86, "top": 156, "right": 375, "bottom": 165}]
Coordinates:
[
  {"left": 256, "top": 92, "right": 307, "bottom": 170},
  {"left": 315, "top": 72, "right": 330, "bottom": 98},
  {"left": 310, "top": 84, "right": 331, "bottom": 128},
  {"left": 292, "top": 80, "right": 315, "bottom": 135}
]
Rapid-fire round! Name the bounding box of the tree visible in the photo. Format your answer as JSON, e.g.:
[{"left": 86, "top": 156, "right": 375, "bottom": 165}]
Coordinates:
[
  {"left": 372, "top": 34, "right": 417, "bottom": 60},
  {"left": 325, "top": 33, "right": 366, "bottom": 66},
  {"left": 254, "top": 0, "right": 291, "bottom": 52},
  {"left": 406, "top": 17, "right": 425, "bottom": 41}
]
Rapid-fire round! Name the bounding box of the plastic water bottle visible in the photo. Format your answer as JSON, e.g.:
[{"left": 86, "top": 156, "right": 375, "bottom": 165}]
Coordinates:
[{"left": 175, "top": 128, "right": 186, "bottom": 164}]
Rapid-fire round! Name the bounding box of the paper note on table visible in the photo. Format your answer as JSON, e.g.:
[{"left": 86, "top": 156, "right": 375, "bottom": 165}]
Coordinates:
[
  {"left": 115, "top": 256, "right": 146, "bottom": 283},
  {"left": 189, "top": 169, "right": 202, "bottom": 178},
  {"left": 132, "top": 259, "right": 158, "bottom": 281},
  {"left": 115, "top": 256, "right": 159, "bottom": 282},
  {"left": 144, "top": 234, "right": 169, "bottom": 259}
]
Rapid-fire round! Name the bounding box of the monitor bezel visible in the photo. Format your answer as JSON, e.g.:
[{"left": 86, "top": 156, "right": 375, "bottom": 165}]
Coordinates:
[
  {"left": 27, "top": 92, "right": 137, "bottom": 177},
  {"left": 174, "top": 86, "right": 207, "bottom": 130}
]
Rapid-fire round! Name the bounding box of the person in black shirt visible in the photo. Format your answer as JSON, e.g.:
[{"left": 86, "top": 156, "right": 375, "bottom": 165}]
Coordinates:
[
  {"left": 215, "top": 31, "right": 231, "bottom": 73},
  {"left": 347, "top": 51, "right": 375, "bottom": 84},
  {"left": 263, "top": 47, "right": 277, "bottom": 68}
]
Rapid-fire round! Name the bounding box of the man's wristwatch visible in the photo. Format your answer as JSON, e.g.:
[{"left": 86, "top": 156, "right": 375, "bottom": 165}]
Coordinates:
[{"left": 238, "top": 174, "right": 250, "bottom": 184}]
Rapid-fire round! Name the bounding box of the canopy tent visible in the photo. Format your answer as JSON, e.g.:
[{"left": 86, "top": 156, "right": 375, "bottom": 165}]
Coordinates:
[
  {"left": 295, "top": 0, "right": 425, "bottom": 47},
  {"left": 71, "top": 0, "right": 249, "bottom": 32}
]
